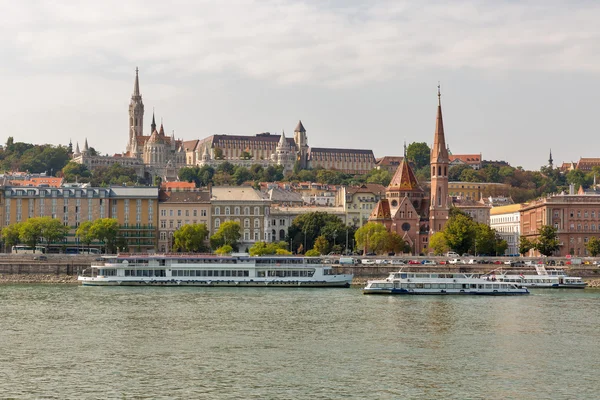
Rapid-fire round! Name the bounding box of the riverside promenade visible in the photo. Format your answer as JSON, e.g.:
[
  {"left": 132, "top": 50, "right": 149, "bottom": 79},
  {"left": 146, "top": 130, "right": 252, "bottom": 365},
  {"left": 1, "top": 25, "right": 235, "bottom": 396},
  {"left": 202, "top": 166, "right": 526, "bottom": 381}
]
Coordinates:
[{"left": 1, "top": 254, "right": 599, "bottom": 287}]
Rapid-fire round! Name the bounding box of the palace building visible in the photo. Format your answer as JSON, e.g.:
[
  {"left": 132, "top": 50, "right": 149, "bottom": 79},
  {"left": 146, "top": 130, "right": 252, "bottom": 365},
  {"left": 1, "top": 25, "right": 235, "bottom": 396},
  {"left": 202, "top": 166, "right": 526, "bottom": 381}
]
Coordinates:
[{"left": 72, "top": 69, "right": 376, "bottom": 180}]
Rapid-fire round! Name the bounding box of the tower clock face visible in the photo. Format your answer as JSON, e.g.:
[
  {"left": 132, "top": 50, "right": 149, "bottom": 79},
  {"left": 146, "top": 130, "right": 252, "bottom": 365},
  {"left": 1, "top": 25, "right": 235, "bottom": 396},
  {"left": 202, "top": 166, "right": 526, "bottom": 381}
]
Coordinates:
[{"left": 401, "top": 222, "right": 411, "bottom": 232}]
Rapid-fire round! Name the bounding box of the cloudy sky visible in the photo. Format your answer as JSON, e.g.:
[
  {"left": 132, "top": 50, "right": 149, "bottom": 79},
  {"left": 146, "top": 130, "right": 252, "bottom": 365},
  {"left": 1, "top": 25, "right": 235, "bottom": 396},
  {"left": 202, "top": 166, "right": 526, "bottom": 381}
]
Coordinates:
[{"left": 1, "top": 0, "right": 599, "bottom": 170}]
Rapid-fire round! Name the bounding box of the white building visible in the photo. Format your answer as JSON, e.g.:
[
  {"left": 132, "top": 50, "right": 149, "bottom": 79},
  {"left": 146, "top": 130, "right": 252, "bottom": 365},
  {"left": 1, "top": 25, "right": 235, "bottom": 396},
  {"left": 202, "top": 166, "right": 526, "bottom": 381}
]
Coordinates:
[{"left": 490, "top": 204, "right": 522, "bottom": 256}]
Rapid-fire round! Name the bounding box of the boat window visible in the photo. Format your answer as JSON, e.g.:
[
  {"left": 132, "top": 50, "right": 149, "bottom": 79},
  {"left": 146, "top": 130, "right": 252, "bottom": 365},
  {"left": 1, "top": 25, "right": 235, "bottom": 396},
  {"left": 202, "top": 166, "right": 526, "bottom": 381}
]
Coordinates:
[{"left": 439, "top": 284, "right": 446, "bottom": 289}]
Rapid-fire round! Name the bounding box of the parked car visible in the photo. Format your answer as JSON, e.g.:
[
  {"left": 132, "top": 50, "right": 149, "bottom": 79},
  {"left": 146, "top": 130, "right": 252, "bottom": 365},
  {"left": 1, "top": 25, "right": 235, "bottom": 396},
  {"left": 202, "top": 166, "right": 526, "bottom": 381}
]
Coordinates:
[
  {"left": 448, "top": 258, "right": 462, "bottom": 265},
  {"left": 422, "top": 260, "right": 436, "bottom": 266},
  {"left": 408, "top": 260, "right": 421, "bottom": 265},
  {"left": 33, "top": 255, "right": 48, "bottom": 261},
  {"left": 446, "top": 252, "right": 460, "bottom": 258}
]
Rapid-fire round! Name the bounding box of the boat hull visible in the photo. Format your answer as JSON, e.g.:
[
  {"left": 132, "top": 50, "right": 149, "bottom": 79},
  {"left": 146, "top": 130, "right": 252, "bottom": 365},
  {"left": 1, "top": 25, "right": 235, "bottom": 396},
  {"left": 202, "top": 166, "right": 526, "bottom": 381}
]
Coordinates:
[
  {"left": 363, "top": 288, "right": 529, "bottom": 295},
  {"left": 78, "top": 276, "right": 352, "bottom": 288}
]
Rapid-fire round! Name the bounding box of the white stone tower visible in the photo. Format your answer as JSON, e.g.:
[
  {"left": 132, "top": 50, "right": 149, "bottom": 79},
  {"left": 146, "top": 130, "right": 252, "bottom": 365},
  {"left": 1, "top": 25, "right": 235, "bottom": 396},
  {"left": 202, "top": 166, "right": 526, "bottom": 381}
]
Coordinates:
[{"left": 294, "top": 120, "right": 308, "bottom": 169}]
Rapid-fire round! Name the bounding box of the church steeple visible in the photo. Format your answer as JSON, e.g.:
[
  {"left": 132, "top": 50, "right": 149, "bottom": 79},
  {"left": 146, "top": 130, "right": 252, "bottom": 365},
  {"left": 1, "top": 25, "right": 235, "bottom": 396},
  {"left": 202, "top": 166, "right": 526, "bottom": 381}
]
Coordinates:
[
  {"left": 127, "top": 67, "right": 144, "bottom": 154},
  {"left": 549, "top": 149, "right": 554, "bottom": 168},
  {"left": 151, "top": 110, "right": 156, "bottom": 133},
  {"left": 431, "top": 84, "right": 449, "bottom": 163},
  {"left": 429, "top": 84, "right": 450, "bottom": 235}
]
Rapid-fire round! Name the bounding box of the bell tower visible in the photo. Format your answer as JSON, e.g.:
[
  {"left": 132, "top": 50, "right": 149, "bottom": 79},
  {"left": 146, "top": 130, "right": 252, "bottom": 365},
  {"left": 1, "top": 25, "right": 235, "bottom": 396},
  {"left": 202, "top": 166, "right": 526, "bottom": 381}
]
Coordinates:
[
  {"left": 127, "top": 67, "right": 144, "bottom": 154},
  {"left": 429, "top": 85, "right": 450, "bottom": 235}
]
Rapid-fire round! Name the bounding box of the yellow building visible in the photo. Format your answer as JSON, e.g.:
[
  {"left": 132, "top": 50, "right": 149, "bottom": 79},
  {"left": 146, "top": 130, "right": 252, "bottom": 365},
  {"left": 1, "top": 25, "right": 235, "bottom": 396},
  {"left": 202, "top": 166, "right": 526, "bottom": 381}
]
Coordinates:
[{"left": 1, "top": 185, "right": 158, "bottom": 252}]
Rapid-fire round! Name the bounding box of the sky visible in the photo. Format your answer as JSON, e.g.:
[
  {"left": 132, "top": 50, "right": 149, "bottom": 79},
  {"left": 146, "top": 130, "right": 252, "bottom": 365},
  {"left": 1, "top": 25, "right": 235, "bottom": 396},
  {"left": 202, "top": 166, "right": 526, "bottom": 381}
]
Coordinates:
[{"left": 1, "top": 0, "right": 599, "bottom": 171}]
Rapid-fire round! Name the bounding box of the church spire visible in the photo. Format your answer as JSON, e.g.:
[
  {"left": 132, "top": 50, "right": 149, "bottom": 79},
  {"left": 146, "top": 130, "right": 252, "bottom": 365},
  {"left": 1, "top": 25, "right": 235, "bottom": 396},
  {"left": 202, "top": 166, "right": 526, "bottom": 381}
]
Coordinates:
[
  {"left": 549, "top": 149, "right": 553, "bottom": 168},
  {"left": 151, "top": 109, "right": 156, "bottom": 133},
  {"left": 431, "top": 84, "right": 449, "bottom": 163},
  {"left": 133, "top": 67, "right": 140, "bottom": 98}
]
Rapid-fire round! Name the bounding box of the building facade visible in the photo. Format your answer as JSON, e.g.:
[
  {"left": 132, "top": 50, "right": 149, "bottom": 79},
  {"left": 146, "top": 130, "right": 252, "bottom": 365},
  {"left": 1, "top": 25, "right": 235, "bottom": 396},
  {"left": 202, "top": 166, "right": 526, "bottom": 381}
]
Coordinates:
[
  {"left": 157, "top": 189, "right": 211, "bottom": 252},
  {"left": 210, "top": 187, "right": 271, "bottom": 251},
  {"left": 490, "top": 204, "right": 521, "bottom": 256},
  {"left": 520, "top": 192, "right": 600, "bottom": 257},
  {"left": 1, "top": 185, "right": 158, "bottom": 251}
]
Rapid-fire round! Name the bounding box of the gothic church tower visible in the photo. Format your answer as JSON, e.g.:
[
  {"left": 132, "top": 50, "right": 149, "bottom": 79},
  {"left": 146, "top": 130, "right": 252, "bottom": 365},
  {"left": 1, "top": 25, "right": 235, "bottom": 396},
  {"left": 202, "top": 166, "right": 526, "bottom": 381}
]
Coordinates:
[
  {"left": 127, "top": 67, "right": 144, "bottom": 154},
  {"left": 294, "top": 120, "right": 309, "bottom": 169},
  {"left": 429, "top": 85, "right": 450, "bottom": 235}
]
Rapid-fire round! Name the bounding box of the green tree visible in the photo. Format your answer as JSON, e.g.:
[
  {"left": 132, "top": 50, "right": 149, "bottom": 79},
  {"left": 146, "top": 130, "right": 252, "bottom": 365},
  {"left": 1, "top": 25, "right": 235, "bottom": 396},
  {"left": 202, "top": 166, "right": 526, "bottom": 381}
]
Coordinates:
[
  {"left": 61, "top": 162, "right": 91, "bottom": 182},
  {"left": 474, "top": 223, "right": 497, "bottom": 256},
  {"left": 443, "top": 213, "right": 476, "bottom": 255},
  {"left": 76, "top": 221, "right": 95, "bottom": 250},
  {"left": 233, "top": 167, "right": 253, "bottom": 185},
  {"left": 495, "top": 237, "right": 509, "bottom": 256},
  {"left": 585, "top": 236, "right": 600, "bottom": 257},
  {"left": 38, "top": 217, "right": 69, "bottom": 248},
  {"left": 210, "top": 221, "right": 241, "bottom": 251},
  {"left": 19, "top": 218, "right": 44, "bottom": 249},
  {"left": 534, "top": 225, "right": 560, "bottom": 256},
  {"left": 406, "top": 142, "right": 430, "bottom": 170},
  {"left": 215, "top": 244, "right": 233, "bottom": 255},
  {"left": 313, "top": 235, "right": 330, "bottom": 255},
  {"left": 448, "top": 164, "right": 472, "bottom": 182},
  {"left": 173, "top": 223, "right": 209, "bottom": 252},
  {"left": 354, "top": 222, "right": 389, "bottom": 254},
  {"left": 519, "top": 236, "right": 534, "bottom": 256},
  {"left": 429, "top": 231, "right": 448, "bottom": 255},
  {"left": 287, "top": 212, "right": 348, "bottom": 254},
  {"left": 213, "top": 147, "right": 224, "bottom": 159},
  {"left": 249, "top": 241, "right": 290, "bottom": 256},
  {"left": 89, "top": 218, "right": 120, "bottom": 253},
  {"left": 1, "top": 222, "right": 23, "bottom": 249},
  {"left": 305, "top": 249, "right": 320, "bottom": 256}
]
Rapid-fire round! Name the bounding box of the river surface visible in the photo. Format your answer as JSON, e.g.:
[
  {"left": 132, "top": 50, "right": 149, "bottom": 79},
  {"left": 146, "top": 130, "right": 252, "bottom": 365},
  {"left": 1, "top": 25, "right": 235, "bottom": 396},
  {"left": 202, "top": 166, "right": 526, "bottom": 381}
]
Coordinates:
[{"left": 1, "top": 285, "right": 599, "bottom": 400}]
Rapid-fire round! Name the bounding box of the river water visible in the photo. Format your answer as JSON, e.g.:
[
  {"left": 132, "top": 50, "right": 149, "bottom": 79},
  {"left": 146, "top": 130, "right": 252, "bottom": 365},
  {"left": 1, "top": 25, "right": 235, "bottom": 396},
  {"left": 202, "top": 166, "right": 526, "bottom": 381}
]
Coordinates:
[{"left": 1, "top": 285, "right": 599, "bottom": 400}]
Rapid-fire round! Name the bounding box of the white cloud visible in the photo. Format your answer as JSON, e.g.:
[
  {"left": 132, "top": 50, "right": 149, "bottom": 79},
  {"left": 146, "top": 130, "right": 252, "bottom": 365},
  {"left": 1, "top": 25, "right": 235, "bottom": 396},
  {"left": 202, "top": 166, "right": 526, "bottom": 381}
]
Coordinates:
[{"left": 2, "top": 0, "right": 600, "bottom": 86}]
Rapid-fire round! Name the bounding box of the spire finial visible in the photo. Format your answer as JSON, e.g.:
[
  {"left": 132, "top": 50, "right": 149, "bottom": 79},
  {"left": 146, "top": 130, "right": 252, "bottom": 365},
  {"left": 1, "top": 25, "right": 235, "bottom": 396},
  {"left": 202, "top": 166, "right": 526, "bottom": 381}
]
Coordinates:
[
  {"left": 403, "top": 140, "right": 407, "bottom": 158},
  {"left": 437, "top": 82, "right": 441, "bottom": 105}
]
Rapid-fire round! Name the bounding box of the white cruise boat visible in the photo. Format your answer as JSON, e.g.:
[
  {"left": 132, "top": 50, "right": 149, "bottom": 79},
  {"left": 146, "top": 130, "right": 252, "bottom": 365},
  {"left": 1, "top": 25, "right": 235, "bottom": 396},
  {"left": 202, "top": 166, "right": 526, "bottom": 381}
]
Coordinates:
[
  {"left": 78, "top": 254, "right": 353, "bottom": 288},
  {"left": 363, "top": 271, "right": 529, "bottom": 295},
  {"left": 489, "top": 265, "right": 587, "bottom": 289}
]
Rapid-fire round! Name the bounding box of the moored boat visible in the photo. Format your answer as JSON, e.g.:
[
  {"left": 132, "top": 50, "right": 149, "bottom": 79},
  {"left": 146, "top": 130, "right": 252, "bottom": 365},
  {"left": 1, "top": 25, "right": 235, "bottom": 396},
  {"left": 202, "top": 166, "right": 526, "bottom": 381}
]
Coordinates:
[
  {"left": 488, "top": 265, "right": 587, "bottom": 289},
  {"left": 78, "top": 254, "right": 353, "bottom": 288},
  {"left": 363, "top": 270, "right": 529, "bottom": 295}
]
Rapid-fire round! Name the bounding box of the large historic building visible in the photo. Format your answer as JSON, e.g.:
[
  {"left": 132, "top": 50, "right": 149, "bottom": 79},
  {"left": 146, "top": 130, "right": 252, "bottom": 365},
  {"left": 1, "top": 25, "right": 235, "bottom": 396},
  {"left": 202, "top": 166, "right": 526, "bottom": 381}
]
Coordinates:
[{"left": 73, "top": 69, "right": 376, "bottom": 180}]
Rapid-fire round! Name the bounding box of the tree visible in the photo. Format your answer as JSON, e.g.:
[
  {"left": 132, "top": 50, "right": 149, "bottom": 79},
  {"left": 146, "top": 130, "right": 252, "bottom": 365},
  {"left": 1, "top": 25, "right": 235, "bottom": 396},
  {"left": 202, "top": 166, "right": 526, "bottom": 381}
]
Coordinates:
[
  {"left": 233, "top": 167, "right": 253, "bottom": 185},
  {"left": 1, "top": 222, "right": 23, "bottom": 249},
  {"left": 287, "top": 212, "right": 348, "bottom": 254},
  {"left": 495, "top": 237, "right": 508, "bottom": 256},
  {"left": 406, "top": 142, "right": 430, "bottom": 170},
  {"left": 474, "top": 223, "right": 497, "bottom": 256},
  {"left": 210, "top": 221, "right": 241, "bottom": 251},
  {"left": 443, "top": 213, "right": 476, "bottom": 255},
  {"left": 429, "top": 231, "right": 448, "bottom": 255},
  {"left": 89, "top": 218, "right": 120, "bottom": 253},
  {"left": 305, "top": 249, "right": 320, "bottom": 256},
  {"left": 213, "top": 147, "right": 224, "bottom": 159},
  {"left": 38, "top": 217, "right": 69, "bottom": 248},
  {"left": 354, "top": 222, "right": 389, "bottom": 254},
  {"left": 519, "top": 236, "right": 534, "bottom": 256},
  {"left": 313, "top": 235, "right": 330, "bottom": 255},
  {"left": 61, "top": 162, "right": 91, "bottom": 182},
  {"left": 19, "top": 218, "right": 44, "bottom": 249},
  {"left": 215, "top": 244, "right": 233, "bottom": 255},
  {"left": 76, "top": 221, "right": 95, "bottom": 250},
  {"left": 586, "top": 236, "right": 600, "bottom": 257},
  {"left": 173, "top": 223, "right": 209, "bottom": 252},
  {"left": 534, "top": 225, "right": 560, "bottom": 256},
  {"left": 249, "top": 241, "right": 290, "bottom": 256}
]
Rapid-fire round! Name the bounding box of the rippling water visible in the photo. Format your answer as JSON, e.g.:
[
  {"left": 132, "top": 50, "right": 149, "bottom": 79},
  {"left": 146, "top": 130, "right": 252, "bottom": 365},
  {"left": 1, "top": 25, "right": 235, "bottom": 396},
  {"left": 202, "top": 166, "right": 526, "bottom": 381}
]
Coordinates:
[{"left": 1, "top": 285, "right": 599, "bottom": 399}]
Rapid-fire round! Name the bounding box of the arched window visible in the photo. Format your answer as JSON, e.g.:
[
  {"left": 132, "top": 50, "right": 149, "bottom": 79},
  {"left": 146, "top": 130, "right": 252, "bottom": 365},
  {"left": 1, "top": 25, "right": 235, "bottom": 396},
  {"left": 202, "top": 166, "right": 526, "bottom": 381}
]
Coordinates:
[
  {"left": 234, "top": 207, "right": 240, "bottom": 215},
  {"left": 225, "top": 207, "right": 230, "bottom": 215},
  {"left": 244, "top": 207, "right": 249, "bottom": 215},
  {"left": 215, "top": 218, "right": 220, "bottom": 228},
  {"left": 244, "top": 218, "right": 250, "bottom": 228},
  {"left": 437, "top": 187, "right": 442, "bottom": 206},
  {"left": 214, "top": 207, "right": 220, "bottom": 215}
]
